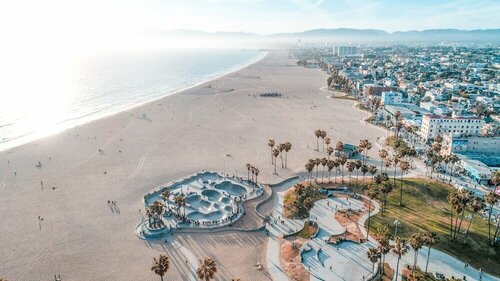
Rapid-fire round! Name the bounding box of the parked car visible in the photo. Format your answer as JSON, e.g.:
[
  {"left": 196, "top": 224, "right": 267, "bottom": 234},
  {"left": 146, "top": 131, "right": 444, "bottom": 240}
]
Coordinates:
[{"left": 435, "top": 272, "right": 445, "bottom": 280}]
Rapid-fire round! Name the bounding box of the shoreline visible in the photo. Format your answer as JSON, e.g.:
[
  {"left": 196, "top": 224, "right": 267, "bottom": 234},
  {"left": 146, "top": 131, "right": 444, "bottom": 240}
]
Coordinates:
[
  {"left": 0, "top": 50, "right": 387, "bottom": 281},
  {"left": 0, "top": 50, "right": 269, "bottom": 153}
]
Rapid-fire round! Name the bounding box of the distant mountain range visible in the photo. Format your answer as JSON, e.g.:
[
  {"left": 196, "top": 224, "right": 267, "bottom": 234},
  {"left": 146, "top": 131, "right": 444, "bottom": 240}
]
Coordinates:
[{"left": 143, "top": 28, "right": 500, "bottom": 43}]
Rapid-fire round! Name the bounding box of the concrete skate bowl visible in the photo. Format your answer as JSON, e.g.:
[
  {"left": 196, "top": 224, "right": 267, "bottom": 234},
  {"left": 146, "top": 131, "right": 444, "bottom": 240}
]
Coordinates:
[
  {"left": 214, "top": 181, "right": 247, "bottom": 197},
  {"left": 186, "top": 194, "right": 211, "bottom": 209},
  {"left": 201, "top": 189, "right": 222, "bottom": 202}
]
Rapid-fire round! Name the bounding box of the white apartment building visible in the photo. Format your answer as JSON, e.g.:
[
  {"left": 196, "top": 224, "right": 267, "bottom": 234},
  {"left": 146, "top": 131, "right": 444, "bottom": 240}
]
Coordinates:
[
  {"left": 442, "top": 135, "right": 500, "bottom": 155},
  {"left": 420, "top": 114, "right": 485, "bottom": 142},
  {"left": 381, "top": 91, "right": 403, "bottom": 105}
]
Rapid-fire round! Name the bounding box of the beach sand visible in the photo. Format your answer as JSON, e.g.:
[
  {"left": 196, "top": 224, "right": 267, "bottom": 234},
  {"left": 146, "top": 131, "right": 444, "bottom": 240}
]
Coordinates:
[{"left": 0, "top": 51, "right": 384, "bottom": 280}]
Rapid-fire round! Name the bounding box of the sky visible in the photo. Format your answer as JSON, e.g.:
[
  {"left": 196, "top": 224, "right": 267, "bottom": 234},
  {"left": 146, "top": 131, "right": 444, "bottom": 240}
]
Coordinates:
[{"left": 1, "top": 0, "right": 500, "bottom": 52}]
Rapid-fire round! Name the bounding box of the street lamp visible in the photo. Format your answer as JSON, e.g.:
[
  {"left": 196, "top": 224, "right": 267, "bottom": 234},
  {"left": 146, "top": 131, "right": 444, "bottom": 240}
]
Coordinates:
[
  {"left": 223, "top": 154, "right": 230, "bottom": 175},
  {"left": 393, "top": 219, "right": 401, "bottom": 237}
]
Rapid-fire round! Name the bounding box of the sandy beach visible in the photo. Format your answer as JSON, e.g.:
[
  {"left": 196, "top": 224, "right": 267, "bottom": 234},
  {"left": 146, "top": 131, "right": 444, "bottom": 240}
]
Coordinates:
[{"left": 0, "top": 51, "right": 384, "bottom": 281}]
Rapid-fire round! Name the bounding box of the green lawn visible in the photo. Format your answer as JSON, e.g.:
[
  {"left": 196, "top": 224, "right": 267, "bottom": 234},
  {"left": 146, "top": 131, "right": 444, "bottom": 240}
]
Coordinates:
[
  {"left": 366, "top": 178, "right": 500, "bottom": 276},
  {"left": 297, "top": 221, "right": 319, "bottom": 239},
  {"left": 331, "top": 95, "right": 358, "bottom": 101}
]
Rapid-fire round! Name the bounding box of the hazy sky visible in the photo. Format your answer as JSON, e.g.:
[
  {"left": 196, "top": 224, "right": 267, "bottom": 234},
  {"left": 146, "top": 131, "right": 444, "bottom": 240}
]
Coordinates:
[
  {"left": 1, "top": 0, "right": 500, "bottom": 52},
  {"left": 3, "top": 0, "right": 500, "bottom": 36}
]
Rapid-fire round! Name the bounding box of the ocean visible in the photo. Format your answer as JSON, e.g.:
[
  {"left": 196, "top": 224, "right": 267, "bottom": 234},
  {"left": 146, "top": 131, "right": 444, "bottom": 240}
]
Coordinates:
[{"left": 0, "top": 48, "right": 266, "bottom": 151}]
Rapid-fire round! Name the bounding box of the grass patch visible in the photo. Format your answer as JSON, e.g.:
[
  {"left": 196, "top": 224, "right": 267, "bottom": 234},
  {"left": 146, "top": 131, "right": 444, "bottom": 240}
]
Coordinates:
[
  {"left": 283, "top": 183, "right": 326, "bottom": 219},
  {"left": 367, "top": 178, "right": 500, "bottom": 276},
  {"left": 385, "top": 135, "right": 410, "bottom": 151},
  {"left": 331, "top": 95, "right": 358, "bottom": 101},
  {"left": 297, "top": 221, "right": 319, "bottom": 239},
  {"left": 381, "top": 263, "right": 394, "bottom": 281}
]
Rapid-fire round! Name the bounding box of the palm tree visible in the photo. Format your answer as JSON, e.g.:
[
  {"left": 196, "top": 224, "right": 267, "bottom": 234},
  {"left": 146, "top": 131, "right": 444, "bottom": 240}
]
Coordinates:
[
  {"left": 335, "top": 141, "right": 344, "bottom": 157},
  {"left": 375, "top": 173, "right": 391, "bottom": 211},
  {"left": 446, "top": 277, "right": 461, "bottom": 281},
  {"left": 366, "top": 186, "right": 379, "bottom": 238},
  {"left": 375, "top": 226, "right": 391, "bottom": 276},
  {"left": 338, "top": 156, "right": 347, "bottom": 183},
  {"left": 447, "top": 191, "right": 459, "bottom": 238},
  {"left": 392, "top": 154, "right": 400, "bottom": 189},
  {"left": 354, "top": 160, "right": 362, "bottom": 186},
  {"left": 327, "top": 160, "right": 335, "bottom": 182},
  {"left": 398, "top": 160, "right": 409, "bottom": 206},
  {"left": 197, "top": 257, "right": 217, "bottom": 281},
  {"left": 368, "top": 165, "right": 377, "bottom": 181},
  {"left": 174, "top": 195, "right": 186, "bottom": 219},
  {"left": 305, "top": 161, "right": 314, "bottom": 184},
  {"left": 150, "top": 200, "right": 165, "bottom": 225},
  {"left": 422, "top": 231, "right": 438, "bottom": 274},
  {"left": 366, "top": 248, "right": 380, "bottom": 274},
  {"left": 453, "top": 190, "right": 472, "bottom": 241},
  {"left": 320, "top": 157, "right": 328, "bottom": 182},
  {"left": 359, "top": 139, "right": 372, "bottom": 165},
  {"left": 325, "top": 137, "right": 331, "bottom": 150},
  {"left": 314, "top": 129, "right": 322, "bottom": 151},
  {"left": 326, "top": 146, "right": 334, "bottom": 160},
  {"left": 463, "top": 196, "right": 485, "bottom": 244},
  {"left": 254, "top": 168, "right": 260, "bottom": 185},
  {"left": 284, "top": 142, "right": 292, "bottom": 168},
  {"left": 151, "top": 254, "right": 170, "bottom": 281},
  {"left": 409, "top": 233, "right": 424, "bottom": 271},
  {"left": 272, "top": 148, "right": 280, "bottom": 175},
  {"left": 361, "top": 164, "right": 369, "bottom": 186},
  {"left": 391, "top": 236, "right": 409, "bottom": 281},
  {"left": 161, "top": 190, "right": 171, "bottom": 212},
  {"left": 347, "top": 161, "right": 355, "bottom": 183},
  {"left": 246, "top": 163, "right": 252, "bottom": 182},
  {"left": 378, "top": 149, "right": 388, "bottom": 172},
  {"left": 383, "top": 157, "right": 392, "bottom": 174},
  {"left": 268, "top": 140, "right": 275, "bottom": 164},
  {"left": 278, "top": 143, "right": 286, "bottom": 168},
  {"left": 314, "top": 158, "right": 321, "bottom": 180},
  {"left": 333, "top": 159, "right": 340, "bottom": 183},
  {"left": 320, "top": 130, "right": 327, "bottom": 152},
  {"left": 485, "top": 191, "right": 499, "bottom": 243}
]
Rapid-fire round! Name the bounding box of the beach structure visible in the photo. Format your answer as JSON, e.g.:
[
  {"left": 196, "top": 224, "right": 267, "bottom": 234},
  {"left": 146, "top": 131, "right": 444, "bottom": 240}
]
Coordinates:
[{"left": 137, "top": 171, "right": 263, "bottom": 238}]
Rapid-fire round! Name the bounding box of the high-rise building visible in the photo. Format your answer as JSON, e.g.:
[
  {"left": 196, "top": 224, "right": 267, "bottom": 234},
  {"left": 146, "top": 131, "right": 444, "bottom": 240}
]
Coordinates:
[{"left": 334, "top": 46, "right": 357, "bottom": 56}]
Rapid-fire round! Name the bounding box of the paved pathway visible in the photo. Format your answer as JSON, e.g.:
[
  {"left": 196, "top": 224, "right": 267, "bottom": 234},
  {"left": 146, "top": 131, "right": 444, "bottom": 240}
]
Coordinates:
[
  {"left": 384, "top": 245, "right": 500, "bottom": 281},
  {"left": 265, "top": 177, "right": 302, "bottom": 281},
  {"left": 302, "top": 196, "right": 374, "bottom": 281}
]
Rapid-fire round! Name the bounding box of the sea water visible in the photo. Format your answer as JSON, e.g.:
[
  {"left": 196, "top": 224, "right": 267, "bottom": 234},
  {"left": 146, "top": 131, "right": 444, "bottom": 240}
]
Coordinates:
[{"left": 0, "top": 48, "right": 266, "bottom": 151}]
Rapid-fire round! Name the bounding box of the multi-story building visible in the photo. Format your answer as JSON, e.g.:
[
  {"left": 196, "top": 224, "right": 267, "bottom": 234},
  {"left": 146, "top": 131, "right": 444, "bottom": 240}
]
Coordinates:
[
  {"left": 442, "top": 135, "right": 499, "bottom": 155},
  {"left": 363, "top": 85, "right": 399, "bottom": 97},
  {"left": 461, "top": 158, "right": 493, "bottom": 184},
  {"left": 381, "top": 91, "right": 403, "bottom": 105},
  {"left": 442, "top": 135, "right": 500, "bottom": 167},
  {"left": 420, "top": 114, "right": 484, "bottom": 142},
  {"left": 385, "top": 103, "right": 430, "bottom": 126},
  {"left": 334, "top": 46, "right": 357, "bottom": 57}
]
